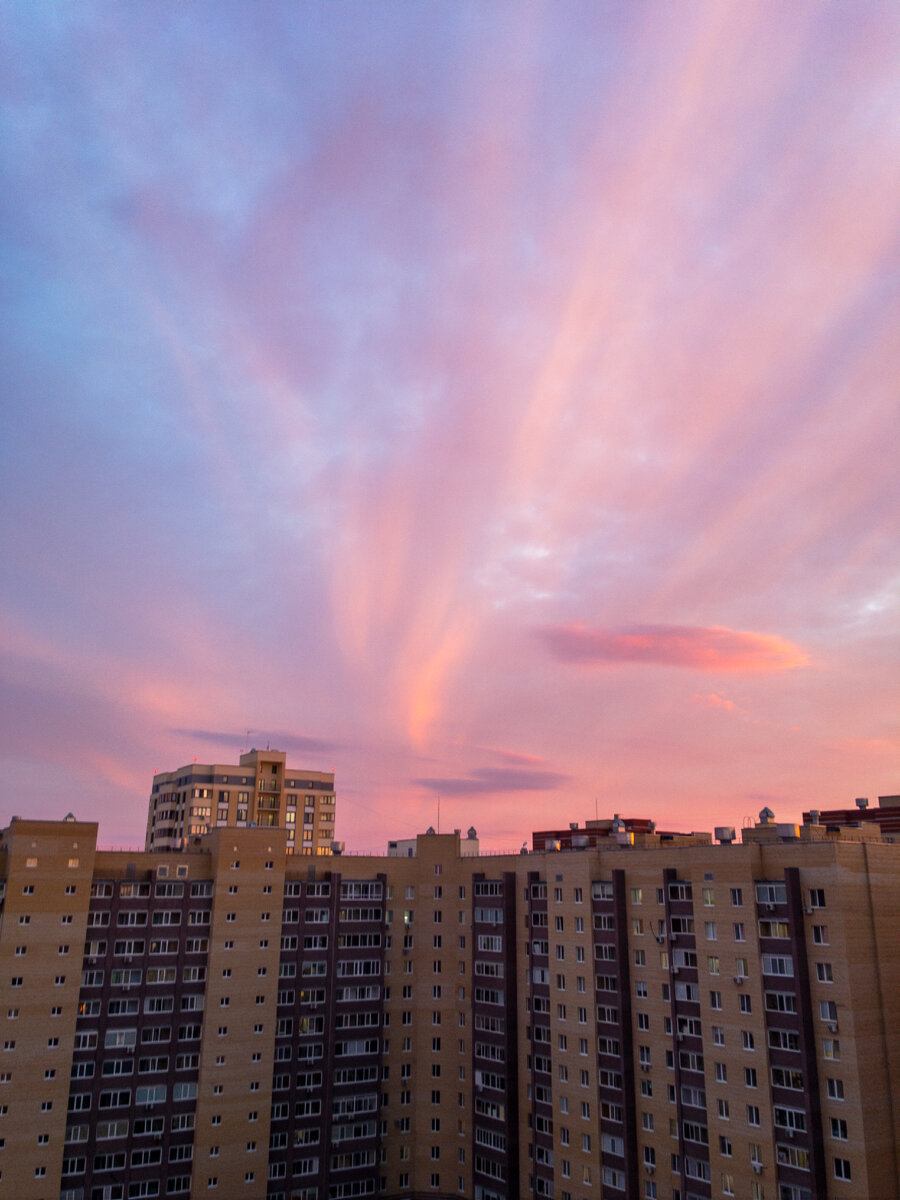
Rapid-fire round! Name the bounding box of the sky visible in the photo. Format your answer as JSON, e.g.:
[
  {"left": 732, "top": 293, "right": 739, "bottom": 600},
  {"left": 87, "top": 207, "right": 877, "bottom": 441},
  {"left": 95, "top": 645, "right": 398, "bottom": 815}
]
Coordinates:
[{"left": 1, "top": 3, "right": 898, "bottom": 852}]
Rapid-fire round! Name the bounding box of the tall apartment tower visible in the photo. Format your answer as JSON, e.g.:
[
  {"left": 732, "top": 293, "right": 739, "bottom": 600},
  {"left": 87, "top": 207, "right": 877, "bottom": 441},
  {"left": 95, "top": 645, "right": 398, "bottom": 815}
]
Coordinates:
[
  {"left": 145, "top": 748, "right": 336, "bottom": 855},
  {"left": 1, "top": 807, "right": 898, "bottom": 1200}
]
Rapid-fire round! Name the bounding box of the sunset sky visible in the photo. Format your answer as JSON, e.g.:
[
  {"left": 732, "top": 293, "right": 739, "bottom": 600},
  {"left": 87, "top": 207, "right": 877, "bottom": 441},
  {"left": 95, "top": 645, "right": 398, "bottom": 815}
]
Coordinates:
[{"left": 2, "top": 4, "right": 898, "bottom": 851}]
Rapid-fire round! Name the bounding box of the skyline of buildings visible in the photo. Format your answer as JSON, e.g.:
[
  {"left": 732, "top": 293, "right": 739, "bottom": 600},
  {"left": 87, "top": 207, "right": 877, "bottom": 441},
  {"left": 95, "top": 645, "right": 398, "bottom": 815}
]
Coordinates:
[{"left": 1, "top": 791, "right": 898, "bottom": 1200}]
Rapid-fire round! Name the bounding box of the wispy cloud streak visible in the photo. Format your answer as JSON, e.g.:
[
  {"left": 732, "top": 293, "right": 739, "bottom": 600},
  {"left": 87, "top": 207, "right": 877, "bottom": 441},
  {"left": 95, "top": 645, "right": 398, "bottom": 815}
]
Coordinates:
[{"left": 537, "top": 625, "right": 808, "bottom": 673}]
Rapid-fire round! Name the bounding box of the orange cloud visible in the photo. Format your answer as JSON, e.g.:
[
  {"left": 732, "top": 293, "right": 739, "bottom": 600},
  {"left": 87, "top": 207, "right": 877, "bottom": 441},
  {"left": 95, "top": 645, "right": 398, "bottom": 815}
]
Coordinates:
[
  {"left": 538, "top": 623, "right": 808, "bottom": 673},
  {"left": 691, "top": 692, "right": 737, "bottom": 712}
]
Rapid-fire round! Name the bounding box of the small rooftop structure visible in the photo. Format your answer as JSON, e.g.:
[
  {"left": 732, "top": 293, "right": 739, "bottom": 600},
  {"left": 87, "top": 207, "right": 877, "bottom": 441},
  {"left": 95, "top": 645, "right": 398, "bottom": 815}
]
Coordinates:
[
  {"left": 388, "top": 828, "right": 480, "bottom": 857},
  {"left": 800, "top": 794, "right": 900, "bottom": 839},
  {"left": 532, "top": 817, "right": 711, "bottom": 853}
]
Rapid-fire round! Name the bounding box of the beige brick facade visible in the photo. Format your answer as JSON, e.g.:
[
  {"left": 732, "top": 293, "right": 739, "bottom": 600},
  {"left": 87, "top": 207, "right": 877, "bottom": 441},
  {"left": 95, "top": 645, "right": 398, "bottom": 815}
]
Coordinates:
[{"left": 0, "top": 811, "right": 897, "bottom": 1200}]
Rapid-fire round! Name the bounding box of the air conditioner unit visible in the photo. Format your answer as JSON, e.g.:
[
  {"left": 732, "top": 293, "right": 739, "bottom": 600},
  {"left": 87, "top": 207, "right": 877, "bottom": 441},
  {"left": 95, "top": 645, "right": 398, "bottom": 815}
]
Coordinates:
[
  {"left": 766, "top": 903, "right": 775, "bottom": 912},
  {"left": 640, "top": 1064, "right": 650, "bottom": 1072},
  {"left": 752, "top": 1163, "right": 763, "bottom": 1174},
  {"left": 733, "top": 976, "right": 743, "bottom": 985},
  {"left": 828, "top": 1022, "right": 839, "bottom": 1033},
  {"left": 672, "top": 967, "right": 680, "bottom": 975},
  {"left": 676, "top": 1032, "right": 684, "bottom": 1041},
  {"left": 645, "top": 1165, "right": 655, "bottom": 1175},
  {"left": 803, "top": 907, "right": 813, "bottom": 915}
]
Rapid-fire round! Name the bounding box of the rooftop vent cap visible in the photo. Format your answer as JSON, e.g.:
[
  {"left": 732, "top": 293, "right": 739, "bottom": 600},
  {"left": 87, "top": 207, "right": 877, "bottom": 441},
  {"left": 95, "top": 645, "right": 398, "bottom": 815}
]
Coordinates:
[{"left": 855, "top": 797, "right": 869, "bottom": 809}]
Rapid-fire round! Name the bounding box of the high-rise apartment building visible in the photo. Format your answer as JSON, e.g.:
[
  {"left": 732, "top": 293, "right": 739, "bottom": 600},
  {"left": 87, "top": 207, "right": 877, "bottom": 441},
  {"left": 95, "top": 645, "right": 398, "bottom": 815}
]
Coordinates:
[
  {"left": 1, "top": 807, "right": 898, "bottom": 1200},
  {"left": 145, "top": 748, "right": 336, "bottom": 855}
]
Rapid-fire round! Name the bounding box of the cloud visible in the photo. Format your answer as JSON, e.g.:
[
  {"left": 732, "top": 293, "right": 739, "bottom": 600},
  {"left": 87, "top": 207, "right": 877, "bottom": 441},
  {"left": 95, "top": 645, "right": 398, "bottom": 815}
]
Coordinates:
[
  {"left": 691, "top": 692, "right": 738, "bottom": 712},
  {"left": 171, "top": 728, "right": 340, "bottom": 757},
  {"left": 413, "top": 766, "right": 569, "bottom": 796},
  {"left": 537, "top": 623, "right": 808, "bottom": 673},
  {"left": 478, "top": 745, "right": 548, "bottom": 766}
]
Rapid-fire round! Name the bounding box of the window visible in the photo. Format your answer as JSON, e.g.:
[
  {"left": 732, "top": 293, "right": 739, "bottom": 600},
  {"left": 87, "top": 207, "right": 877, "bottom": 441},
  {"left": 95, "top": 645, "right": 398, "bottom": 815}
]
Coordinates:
[
  {"left": 833, "top": 1158, "right": 852, "bottom": 1180},
  {"left": 809, "top": 888, "right": 826, "bottom": 908},
  {"left": 710, "top": 990, "right": 722, "bottom": 1010},
  {"left": 747, "top": 1106, "right": 760, "bottom": 1126},
  {"left": 761, "top": 954, "right": 793, "bottom": 977},
  {"left": 827, "top": 1078, "right": 844, "bottom": 1100},
  {"left": 817, "top": 962, "right": 834, "bottom": 983},
  {"left": 769, "top": 1028, "right": 800, "bottom": 1052},
  {"left": 831, "top": 1117, "right": 848, "bottom": 1140},
  {"left": 739, "top": 994, "right": 752, "bottom": 1014}
]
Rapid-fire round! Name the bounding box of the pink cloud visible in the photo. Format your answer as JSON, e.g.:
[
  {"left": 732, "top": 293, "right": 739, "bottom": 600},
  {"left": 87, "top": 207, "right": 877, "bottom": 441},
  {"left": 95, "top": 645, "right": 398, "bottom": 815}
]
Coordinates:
[
  {"left": 478, "top": 745, "right": 548, "bottom": 766},
  {"left": 414, "top": 765, "right": 569, "bottom": 796},
  {"left": 537, "top": 623, "right": 808, "bottom": 673},
  {"left": 691, "top": 692, "right": 737, "bottom": 712}
]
